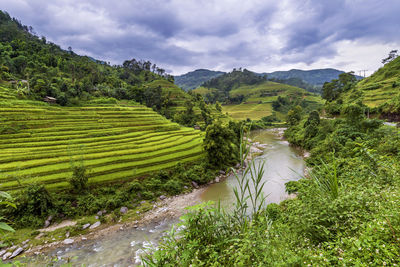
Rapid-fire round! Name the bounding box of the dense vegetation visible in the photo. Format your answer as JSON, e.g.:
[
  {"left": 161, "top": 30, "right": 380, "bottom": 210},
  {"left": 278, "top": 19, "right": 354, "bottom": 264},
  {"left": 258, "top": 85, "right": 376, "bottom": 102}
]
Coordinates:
[
  {"left": 193, "top": 68, "right": 323, "bottom": 121},
  {"left": 325, "top": 54, "right": 400, "bottom": 121},
  {"left": 0, "top": 10, "right": 226, "bottom": 128},
  {"left": 267, "top": 76, "right": 320, "bottom": 94},
  {"left": 174, "top": 69, "right": 225, "bottom": 91},
  {"left": 144, "top": 100, "right": 400, "bottom": 265},
  {"left": 0, "top": 11, "right": 244, "bottom": 251}
]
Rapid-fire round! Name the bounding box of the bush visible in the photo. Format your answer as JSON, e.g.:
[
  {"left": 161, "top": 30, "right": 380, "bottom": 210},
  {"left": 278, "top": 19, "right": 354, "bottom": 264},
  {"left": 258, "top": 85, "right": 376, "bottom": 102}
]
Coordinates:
[
  {"left": 163, "top": 179, "right": 183, "bottom": 195},
  {"left": 69, "top": 163, "right": 88, "bottom": 192}
]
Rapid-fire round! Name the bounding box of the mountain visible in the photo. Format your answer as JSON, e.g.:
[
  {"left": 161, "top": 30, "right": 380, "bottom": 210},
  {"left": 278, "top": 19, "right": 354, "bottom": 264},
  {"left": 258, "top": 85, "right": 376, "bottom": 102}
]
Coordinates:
[
  {"left": 193, "top": 69, "right": 323, "bottom": 120},
  {"left": 0, "top": 10, "right": 225, "bottom": 127},
  {"left": 263, "top": 68, "right": 362, "bottom": 87},
  {"left": 174, "top": 69, "right": 225, "bottom": 91}
]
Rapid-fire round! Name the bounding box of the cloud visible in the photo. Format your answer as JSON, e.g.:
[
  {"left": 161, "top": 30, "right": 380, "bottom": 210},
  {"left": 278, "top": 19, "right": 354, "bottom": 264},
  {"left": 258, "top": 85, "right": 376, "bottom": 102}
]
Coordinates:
[{"left": 1, "top": 0, "right": 399, "bottom": 74}]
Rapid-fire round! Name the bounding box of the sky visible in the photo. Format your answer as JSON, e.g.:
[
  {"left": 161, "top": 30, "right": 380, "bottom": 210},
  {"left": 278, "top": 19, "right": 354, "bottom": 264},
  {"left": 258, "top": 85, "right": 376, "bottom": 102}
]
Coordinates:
[{"left": 1, "top": 0, "right": 399, "bottom": 76}]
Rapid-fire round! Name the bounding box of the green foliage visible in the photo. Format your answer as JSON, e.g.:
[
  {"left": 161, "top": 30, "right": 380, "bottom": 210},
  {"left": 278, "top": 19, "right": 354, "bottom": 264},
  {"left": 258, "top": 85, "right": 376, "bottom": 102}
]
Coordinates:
[
  {"left": 286, "top": 105, "right": 303, "bottom": 126},
  {"left": 143, "top": 127, "right": 272, "bottom": 266},
  {"left": 69, "top": 161, "right": 88, "bottom": 192},
  {"left": 146, "top": 102, "right": 400, "bottom": 266},
  {"left": 322, "top": 71, "right": 357, "bottom": 101},
  {"left": 0, "top": 191, "right": 16, "bottom": 232},
  {"left": 203, "top": 121, "right": 238, "bottom": 168}
]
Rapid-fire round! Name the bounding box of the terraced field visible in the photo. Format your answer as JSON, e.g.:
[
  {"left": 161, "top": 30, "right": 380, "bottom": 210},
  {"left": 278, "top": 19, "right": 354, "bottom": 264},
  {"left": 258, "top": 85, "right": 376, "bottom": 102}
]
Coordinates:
[
  {"left": 218, "top": 82, "right": 323, "bottom": 120},
  {"left": 0, "top": 88, "right": 204, "bottom": 191}
]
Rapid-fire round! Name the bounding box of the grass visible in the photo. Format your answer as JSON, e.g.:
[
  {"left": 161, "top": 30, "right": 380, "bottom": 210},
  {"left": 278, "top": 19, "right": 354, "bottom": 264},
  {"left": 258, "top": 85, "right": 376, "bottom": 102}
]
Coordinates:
[
  {"left": 0, "top": 86, "right": 205, "bottom": 191},
  {"left": 222, "top": 103, "right": 274, "bottom": 120},
  {"left": 344, "top": 56, "right": 400, "bottom": 108},
  {"left": 195, "top": 81, "right": 323, "bottom": 120}
]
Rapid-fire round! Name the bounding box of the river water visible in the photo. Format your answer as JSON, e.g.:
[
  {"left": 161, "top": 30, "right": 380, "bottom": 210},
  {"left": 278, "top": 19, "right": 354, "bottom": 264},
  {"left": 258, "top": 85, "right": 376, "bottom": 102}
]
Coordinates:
[{"left": 27, "top": 129, "right": 305, "bottom": 266}]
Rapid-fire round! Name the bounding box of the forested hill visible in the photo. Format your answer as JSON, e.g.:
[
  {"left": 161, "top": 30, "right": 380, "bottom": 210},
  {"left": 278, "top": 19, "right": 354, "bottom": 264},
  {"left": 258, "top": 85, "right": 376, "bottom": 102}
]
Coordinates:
[
  {"left": 340, "top": 55, "right": 400, "bottom": 119},
  {"left": 175, "top": 67, "right": 362, "bottom": 95},
  {"left": 264, "top": 68, "right": 362, "bottom": 87},
  {"left": 0, "top": 10, "right": 175, "bottom": 106},
  {"left": 174, "top": 69, "right": 225, "bottom": 91},
  {"left": 0, "top": 10, "right": 226, "bottom": 127}
]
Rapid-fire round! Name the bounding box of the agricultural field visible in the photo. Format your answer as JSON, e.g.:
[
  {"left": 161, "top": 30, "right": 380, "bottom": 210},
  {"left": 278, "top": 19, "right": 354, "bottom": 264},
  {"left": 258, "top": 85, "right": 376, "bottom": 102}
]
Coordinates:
[
  {"left": 0, "top": 86, "right": 204, "bottom": 192},
  {"left": 343, "top": 56, "right": 400, "bottom": 108},
  {"left": 222, "top": 81, "right": 323, "bottom": 120}
]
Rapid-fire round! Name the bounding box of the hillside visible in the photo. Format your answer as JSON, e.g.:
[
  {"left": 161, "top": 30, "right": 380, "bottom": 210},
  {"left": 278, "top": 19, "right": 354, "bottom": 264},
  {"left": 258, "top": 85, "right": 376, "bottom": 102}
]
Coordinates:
[
  {"left": 0, "top": 84, "right": 204, "bottom": 191},
  {"left": 174, "top": 69, "right": 225, "bottom": 91},
  {"left": 195, "top": 80, "right": 323, "bottom": 120},
  {"left": 346, "top": 56, "right": 400, "bottom": 111},
  {"left": 0, "top": 10, "right": 226, "bottom": 129},
  {"left": 264, "top": 68, "right": 359, "bottom": 87}
]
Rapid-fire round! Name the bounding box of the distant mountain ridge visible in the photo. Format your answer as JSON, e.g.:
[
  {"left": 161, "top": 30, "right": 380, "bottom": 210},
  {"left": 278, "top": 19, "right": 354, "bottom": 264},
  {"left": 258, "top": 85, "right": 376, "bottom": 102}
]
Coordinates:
[
  {"left": 174, "top": 69, "right": 225, "bottom": 91},
  {"left": 175, "top": 68, "right": 361, "bottom": 92},
  {"left": 263, "top": 68, "right": 362, "bottom": 87}
]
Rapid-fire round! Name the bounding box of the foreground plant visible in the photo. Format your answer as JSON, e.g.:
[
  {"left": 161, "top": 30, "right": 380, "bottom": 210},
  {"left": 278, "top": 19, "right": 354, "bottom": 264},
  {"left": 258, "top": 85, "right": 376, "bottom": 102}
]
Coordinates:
[
  {"left": 0, "top": 191, "right": 16, "bottom": 232},
  {"left": 142, "top": 126, "right": 271, "bottom": 266}
]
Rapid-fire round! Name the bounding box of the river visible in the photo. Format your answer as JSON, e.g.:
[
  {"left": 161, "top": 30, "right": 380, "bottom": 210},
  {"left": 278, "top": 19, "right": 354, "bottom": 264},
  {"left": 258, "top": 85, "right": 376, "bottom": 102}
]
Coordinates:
[{"left": 27, "top": 129, "right": 305, "bottom": 266}]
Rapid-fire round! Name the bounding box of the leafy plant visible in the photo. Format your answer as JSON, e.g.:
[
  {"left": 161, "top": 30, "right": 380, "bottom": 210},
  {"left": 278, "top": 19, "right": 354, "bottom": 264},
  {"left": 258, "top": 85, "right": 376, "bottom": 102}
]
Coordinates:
[{"left": 0, "top": 191, "right": 16, "bottom": 232}]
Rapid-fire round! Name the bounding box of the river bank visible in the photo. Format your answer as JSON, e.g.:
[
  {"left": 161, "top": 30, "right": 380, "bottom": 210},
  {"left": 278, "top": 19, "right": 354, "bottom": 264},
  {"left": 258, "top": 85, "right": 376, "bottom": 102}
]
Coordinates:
[{"left": 3, "top": 129, "right": 289, "bottom": 264}]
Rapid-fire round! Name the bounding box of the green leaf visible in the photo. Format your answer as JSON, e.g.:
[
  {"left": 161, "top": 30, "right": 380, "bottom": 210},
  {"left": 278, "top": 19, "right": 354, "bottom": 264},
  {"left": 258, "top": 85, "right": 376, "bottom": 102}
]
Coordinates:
[{"left": 0, "top": 222, "right": 15, "bottom": 232}]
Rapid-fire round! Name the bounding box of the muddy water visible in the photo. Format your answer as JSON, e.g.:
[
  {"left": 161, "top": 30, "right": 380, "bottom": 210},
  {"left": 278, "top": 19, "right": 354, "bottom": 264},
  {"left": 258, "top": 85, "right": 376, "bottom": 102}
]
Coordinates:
[
  {"left": 27, "top": 129, "right": 305, "bottom": 266},
  {"left": 200, "top": 129, "right": 305, "bottom": 208}
]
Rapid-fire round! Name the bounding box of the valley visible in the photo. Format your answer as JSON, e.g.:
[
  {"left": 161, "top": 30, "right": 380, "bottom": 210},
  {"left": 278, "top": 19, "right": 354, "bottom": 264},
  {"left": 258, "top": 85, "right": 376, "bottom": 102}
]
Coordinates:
[{"left": 1, "top": 5, "right": 400, "bottom": 266}]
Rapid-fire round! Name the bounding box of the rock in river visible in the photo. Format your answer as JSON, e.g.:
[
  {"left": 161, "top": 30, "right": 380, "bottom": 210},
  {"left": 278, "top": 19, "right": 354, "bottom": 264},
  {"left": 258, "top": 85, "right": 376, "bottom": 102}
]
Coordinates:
[{"left": 90, "top": 221, "right": 101, "bottom": 229}]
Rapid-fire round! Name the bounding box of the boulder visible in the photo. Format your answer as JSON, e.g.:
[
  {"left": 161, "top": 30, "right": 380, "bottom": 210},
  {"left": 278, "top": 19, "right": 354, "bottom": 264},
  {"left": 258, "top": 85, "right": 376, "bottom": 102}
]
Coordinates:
[
  {"left": 215, "top": 177, "right": 220, "bottom": 183},
  {"left": 89, "top": 221, "right": 101, "bottom": 229},
  {"left": 219, "top": 170, "right": 225, "bottom": 175},
  {"left": 82, "top": 223, "right": 91, "bottom": 230},
  {"left": 250, "top": 146, "right": 263, "bottom": 153},
  {"left": 97, "top": 211, "right": 103, "bottom": 216},
  {"left": 120, "top": 207, "right": 128, "bottom": 214},
  {"left": 2, "top": 252, "right": 11, "bottom": 261},
  {"left": 191, "top": 181, "right": 199, "bottom": 189},
  {"left": 63, "top": 239, "right": 74, "bottom": 245},
  {"left": 44, "top": 220, "right": 51, "bottom": 228},
  {"left": 159, "top": 195, "right": 167, "bottom": 200},
  {"left": 0, "top": 250, "right": 7, "bottom": 257},
  {"left": 21, "top": 239, "right": 30, "bottom": 246},
  {"left": 10, "top": 247, "right": 23, "bottom": 259},
  {"left": 47, "top": 215, "right": 53, "bottom": 222}
]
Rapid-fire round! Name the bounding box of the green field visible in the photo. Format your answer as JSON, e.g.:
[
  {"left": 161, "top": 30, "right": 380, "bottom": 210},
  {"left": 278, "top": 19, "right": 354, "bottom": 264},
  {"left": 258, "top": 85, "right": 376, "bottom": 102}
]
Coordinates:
[
  {"left": 217, "top": 81, "right": 323, "bottom": 120},
  {"left": 0, "top": 86, "right": 204, "bottom": 191}
]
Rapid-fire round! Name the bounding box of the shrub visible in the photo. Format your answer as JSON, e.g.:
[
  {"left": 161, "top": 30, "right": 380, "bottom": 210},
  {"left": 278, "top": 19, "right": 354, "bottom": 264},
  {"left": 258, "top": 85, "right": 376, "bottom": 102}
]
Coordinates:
[
  {"left": 69, "top": 163, "right": 88, "bottom": 192},
  {"left": 163, "top": 179, "right": 182, "bottom": 195}
]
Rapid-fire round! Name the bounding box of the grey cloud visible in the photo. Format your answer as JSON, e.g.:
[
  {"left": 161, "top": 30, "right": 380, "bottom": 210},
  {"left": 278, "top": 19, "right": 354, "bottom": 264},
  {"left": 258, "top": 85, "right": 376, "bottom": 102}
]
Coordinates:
[{"left": 0, "top": 0, "right": 399, "bottom": 74}]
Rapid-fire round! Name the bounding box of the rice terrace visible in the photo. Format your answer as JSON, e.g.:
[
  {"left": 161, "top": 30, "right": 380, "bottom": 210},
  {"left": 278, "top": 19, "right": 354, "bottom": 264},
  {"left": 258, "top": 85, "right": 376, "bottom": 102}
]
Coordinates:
[{"left": 0, "top": 86, "right": 203, "bottom": 191}]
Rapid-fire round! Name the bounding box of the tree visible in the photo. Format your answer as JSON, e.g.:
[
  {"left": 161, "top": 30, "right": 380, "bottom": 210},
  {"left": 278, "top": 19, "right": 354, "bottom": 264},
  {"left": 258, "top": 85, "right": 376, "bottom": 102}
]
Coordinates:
[
  {"left": 382, "top": 50, "right": 398, "bottom": 64},
  {"left": 215, "top": 101, "right": 222, "bottom": 112},
  {"left": 203, "top": 121, "right": 238, "bottom": 168},
  {"left": 287, "top": 105, "right": 303, "bottom": 126},
  {"left": 342, "top": 103, "right": 365, "bottom": 123}
]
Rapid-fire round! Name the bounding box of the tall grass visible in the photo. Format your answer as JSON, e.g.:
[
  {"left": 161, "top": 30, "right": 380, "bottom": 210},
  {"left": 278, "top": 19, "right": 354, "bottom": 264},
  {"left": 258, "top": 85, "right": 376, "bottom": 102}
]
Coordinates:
[{"left": 309, "top": 155, "right": 339, "bottom": 199}]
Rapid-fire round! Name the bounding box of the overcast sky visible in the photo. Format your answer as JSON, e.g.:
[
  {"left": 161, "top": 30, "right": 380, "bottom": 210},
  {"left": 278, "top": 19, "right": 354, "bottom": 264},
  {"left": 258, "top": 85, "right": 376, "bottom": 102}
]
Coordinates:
[{"left": 1, "top": 0, "right": 399, "bottom": 75}]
